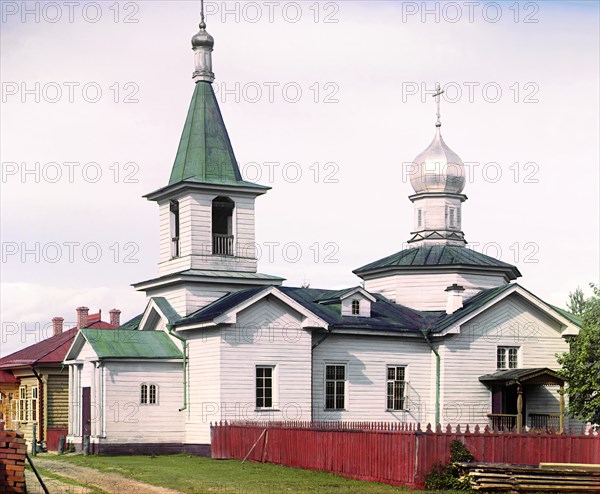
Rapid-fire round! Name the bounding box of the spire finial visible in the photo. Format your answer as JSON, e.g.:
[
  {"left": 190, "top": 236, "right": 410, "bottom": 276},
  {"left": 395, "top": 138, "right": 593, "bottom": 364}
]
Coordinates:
[
  {"left": 200, "top": 0, "right": 206, "bottom": 29},
  {"left": 191, "top": 0, "right": 215, "bottom": 83},
  {"left": 433, "top": 83, "right": 444, "bottom": 128}
]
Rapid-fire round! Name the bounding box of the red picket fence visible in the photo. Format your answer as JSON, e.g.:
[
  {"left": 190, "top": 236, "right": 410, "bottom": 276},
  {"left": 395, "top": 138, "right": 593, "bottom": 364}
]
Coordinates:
[{"left": 210, "top": 421, "right": 600, "bottom": 488}]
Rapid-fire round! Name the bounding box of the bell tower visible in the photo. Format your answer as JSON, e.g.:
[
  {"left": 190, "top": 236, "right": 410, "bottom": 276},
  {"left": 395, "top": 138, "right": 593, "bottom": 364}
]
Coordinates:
[{"left": 133, "top": 4, "right": 283, "bottom": 316}]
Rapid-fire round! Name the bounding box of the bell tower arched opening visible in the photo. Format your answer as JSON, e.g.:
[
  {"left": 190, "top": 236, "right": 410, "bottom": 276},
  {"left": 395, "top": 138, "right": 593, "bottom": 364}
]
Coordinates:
[{"left": 212, "top": 196, "right": 234, "bottom": 255}]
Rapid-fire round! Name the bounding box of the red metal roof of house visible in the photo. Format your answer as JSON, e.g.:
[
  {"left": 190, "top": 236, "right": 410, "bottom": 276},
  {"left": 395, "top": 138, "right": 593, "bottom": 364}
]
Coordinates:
[
  {"left": 0, "top": 370, "right": 19, "bottom": 383},
  {"left": 0, "top": 313, "right": 117, "bottom": 370}
]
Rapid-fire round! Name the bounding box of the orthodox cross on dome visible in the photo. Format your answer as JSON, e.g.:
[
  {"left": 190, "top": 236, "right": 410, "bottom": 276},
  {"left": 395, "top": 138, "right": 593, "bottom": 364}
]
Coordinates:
[{"left": 433, "top": 83, "right": 444, "bottom": 128}]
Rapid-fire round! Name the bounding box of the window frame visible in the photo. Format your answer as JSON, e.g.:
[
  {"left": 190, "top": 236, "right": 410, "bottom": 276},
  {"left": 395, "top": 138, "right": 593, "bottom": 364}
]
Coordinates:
[
  {"left": 324, "top": 363, "right": 347, "bottom": 411},
  {"left": 386, "top": 365, "right": 408, "bottom": 411},
  {"left": 30, "top": 386, "right": 39, "bottom": 423},
  {"left": 140, "top": 383, "right": 159, "bottom": 406},
  {"left": 255, "top": 365, "right": 276, "bottom": 410},
  {"left": 16, "top": 386, "right": 27, "bottom": 423},
  {"left": 497, "top": 346, "right": 519, "bottom": 369},
  {"left": 351, "top": 299, "right": 360, "bottom": 316}
]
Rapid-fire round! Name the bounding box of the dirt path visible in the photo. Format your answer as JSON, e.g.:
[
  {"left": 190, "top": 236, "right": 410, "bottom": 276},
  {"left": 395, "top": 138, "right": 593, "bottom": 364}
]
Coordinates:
[
  {"left": 25, "top": 466, "right": 94, "bottom": 494},
  {"left": 28, "top": 457, "right": 184, "bottom": 494}
]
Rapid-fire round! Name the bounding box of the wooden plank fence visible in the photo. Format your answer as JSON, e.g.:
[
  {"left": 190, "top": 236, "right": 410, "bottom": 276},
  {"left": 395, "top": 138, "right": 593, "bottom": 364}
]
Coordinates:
[{"left": 210, "top": 421, "right": 600, "bottom": 489}]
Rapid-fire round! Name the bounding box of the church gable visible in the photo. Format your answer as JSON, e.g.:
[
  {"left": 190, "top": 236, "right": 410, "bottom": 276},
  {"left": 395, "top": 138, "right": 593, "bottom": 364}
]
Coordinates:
[
  {"left": 235, "top": 296, "right": 306, "bottom": 332},
  {"left": 138, "top": 297, "right": 181, "bottom": 332}
]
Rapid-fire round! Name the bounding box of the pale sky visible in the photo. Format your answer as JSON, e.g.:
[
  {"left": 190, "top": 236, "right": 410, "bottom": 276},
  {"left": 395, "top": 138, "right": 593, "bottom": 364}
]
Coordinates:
[{"left": 1, "top": 0, "right": 599, "bottom": 357}]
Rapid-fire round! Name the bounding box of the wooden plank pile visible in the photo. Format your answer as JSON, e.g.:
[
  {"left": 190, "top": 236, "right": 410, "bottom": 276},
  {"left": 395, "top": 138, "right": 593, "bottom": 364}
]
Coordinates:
[
  {"left": 0, "top": 419, "right": 27, "bottom": 494},
  {"left": 459, "top": 462, "right": 600, "bottom": 492}
]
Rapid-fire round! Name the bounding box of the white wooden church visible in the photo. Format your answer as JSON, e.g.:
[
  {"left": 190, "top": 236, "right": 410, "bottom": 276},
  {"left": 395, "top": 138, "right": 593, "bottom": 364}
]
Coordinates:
[{"left": 64, "top": 8, "right": 581, "bottom": 454}]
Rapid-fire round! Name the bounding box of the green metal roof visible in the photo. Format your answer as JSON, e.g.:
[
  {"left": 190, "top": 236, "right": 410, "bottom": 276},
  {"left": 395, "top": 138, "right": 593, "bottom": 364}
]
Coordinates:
[
  {"left": 354, "top": 245, "right": 521, "bottom": 280},
  {"left": 550, "top": 305, "right": 583, "bottom": 327},
  {"left": 152, "top": 297, "right": 180, "bottom": 325},
  {"left": 169, "top": 81, "right": 250, "bottom": 186},
  {"left": 117, "top": 314, "right": 143, "bottom": 331},
  {"left": 430, "top": 284, "right": 514, "bottom": 333},
  {"left": 81, "top": 329, "right": 182, "bottom": 359}
]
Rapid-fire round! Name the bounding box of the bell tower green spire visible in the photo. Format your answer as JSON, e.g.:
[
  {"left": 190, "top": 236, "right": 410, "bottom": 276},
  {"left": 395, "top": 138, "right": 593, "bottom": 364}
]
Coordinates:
[
  {"left": 168, "top": 2, "right": 245, "bottom": 186},
  {"left": 169, "top": 83, "right": 243, "bottom": 185}
]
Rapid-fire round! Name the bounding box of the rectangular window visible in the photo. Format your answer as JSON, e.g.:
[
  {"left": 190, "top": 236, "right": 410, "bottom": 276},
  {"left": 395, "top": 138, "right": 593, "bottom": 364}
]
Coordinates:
[
  {"left": 497, "top": 347, "right": 519, "bottom": 369},
  {"left": 17, "top": 386, "right": 27, "bottom": 422},
  {"left": 30, "top": 386, "right": 38, "bottom": 422},
  {"left": 256, "top": 366, "right": 274, "bottom": 409},
  {"left": 449, "top": 208, "right": 456, "bottom": 227},
  {"left": 140, "top": 384, "right": 148, "bottom": 404},
  {"left": 417, "top": 208, "right": 422, "bottom": 227},
  {"left": 351, "top": 300, "right": 360, "bottom": 315},
  {"left": 325, "top": 365, "right": 346, "bottom": 410},
  {"left": 387, "top": 366, "right": 407, "bottom": 411}
]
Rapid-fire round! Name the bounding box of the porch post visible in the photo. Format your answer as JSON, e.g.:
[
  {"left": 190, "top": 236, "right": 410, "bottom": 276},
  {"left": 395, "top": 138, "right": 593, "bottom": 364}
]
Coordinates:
[
  {"left": 516, "top": 383, "right": 523, "bottom": 433},
  {"left": 559, "top": 385, "right": 565, "bottom": 433}
]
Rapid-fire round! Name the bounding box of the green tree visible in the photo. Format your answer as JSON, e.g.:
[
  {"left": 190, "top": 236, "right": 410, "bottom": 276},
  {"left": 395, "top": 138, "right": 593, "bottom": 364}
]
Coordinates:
[
  {"left": 567, "top": 286, "right": 587, "bottom": 316},
  {"left": 557, "top": 284, "right": 600, "bottom": 425}
]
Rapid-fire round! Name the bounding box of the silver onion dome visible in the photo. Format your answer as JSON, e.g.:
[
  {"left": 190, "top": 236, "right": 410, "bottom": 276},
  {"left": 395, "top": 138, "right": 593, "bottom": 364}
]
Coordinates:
[
  {"left": 409, "top": 124, "right": 466, "bottom": 194},
  {"left": 192, "top": 22, "right": 214, "bottom": 48}
]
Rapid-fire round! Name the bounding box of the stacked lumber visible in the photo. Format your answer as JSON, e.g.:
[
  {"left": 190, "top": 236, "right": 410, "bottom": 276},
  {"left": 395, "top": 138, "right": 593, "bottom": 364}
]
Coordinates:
[
  {"left": 459, "top": 462, "right": 600, "bottom": 492},
  {"left": 0, "top": 420, "right": 27, "bottom": 493}
]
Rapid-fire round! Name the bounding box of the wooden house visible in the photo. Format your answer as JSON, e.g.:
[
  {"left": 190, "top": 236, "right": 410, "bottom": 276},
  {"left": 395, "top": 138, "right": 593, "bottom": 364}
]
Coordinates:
[{"left": 0, "top": 307, "right": 119, "bottom": 451}]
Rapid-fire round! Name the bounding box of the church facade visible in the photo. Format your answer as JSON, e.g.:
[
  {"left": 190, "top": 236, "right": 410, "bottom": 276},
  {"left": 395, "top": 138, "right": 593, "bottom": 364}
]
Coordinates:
[{"left": 64, "top": 10, "right": 581, "bottom": 454}]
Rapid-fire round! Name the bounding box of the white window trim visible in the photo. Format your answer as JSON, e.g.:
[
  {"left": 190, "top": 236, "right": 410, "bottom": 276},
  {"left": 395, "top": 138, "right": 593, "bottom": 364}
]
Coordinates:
[
  {"left": 140, "top": 382, "right": 159, "bottom": 406},
  {"left": 385, "top": 365, "right": 409, "bottom": 412},
  {"left": 16, "top": 386, "right": 28, "bottom": 423},
  {"left": 30, "top": 385, "right": 39, "bottom": 423},
  {"left": 324, "top": 362, "right": 347, "bottom": 411},
  {"left": 255, "top": 364, "right": 277, "bottom": 411},
  {"left": 497, "top": 346, "right": 520, "bottom": 370}
]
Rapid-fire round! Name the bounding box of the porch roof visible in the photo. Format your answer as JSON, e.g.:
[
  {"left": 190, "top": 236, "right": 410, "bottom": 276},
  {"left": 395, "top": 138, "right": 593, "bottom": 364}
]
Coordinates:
[
  {"left": 479, "top": 367, "right": 565, "bottom": 387},
  {"left": 0, "top": 370, "right": 18, "bottom": 383}
]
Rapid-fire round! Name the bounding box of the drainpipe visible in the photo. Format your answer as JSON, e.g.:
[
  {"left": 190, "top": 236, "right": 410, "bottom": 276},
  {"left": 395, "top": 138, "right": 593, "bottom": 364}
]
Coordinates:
[
  {"left": 167, "top": 324, "right": 187, "bottom": 412},
  {"left": 30, "top": 366, "right": 44, "bottom": 448},
  {"left": 420, "top": 330, "right": 440, "bottom": 427}
]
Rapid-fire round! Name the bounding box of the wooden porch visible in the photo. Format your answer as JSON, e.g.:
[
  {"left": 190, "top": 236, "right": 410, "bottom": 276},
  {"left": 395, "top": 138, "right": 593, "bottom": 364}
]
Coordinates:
[
  {"left": 487, "top": 412, "right": 562, "bottom": 431},
  {"left": 480, "top": 367, "right": 566, "bottom": 433}
]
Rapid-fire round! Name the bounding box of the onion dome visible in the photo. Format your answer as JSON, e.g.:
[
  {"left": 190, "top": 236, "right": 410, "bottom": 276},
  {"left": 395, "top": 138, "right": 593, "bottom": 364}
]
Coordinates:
[
  {"left": 192, "top": 21, "right": 214, "bottom": 48},
  {"left": 409, "top": 124, "right": 466, "bottom": 194}
]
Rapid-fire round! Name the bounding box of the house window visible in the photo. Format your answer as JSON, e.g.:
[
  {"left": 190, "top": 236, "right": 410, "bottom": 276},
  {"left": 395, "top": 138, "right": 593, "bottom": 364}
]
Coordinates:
[
  {"left": 170, "top": 200, "right": 180, "bottom": 258},
  {"left": 30, "top": 386, "right": 38, "bottom": 422},
  {"left": 449, "top": 208, "right": 456, "bottom": 228},
  {"left": 256, "top": 366, "right": 274, "bottom": 409},
  {"left": 417, "top": 208, "right": 422, "bottom": 227},
  {"left": 351, "top": 300, "right": 360, "bottom": 315},
  {"left": 387, "top": 366, "right": 407, "bottom": 411},
  {"left": 16, "top": 386, "right": 27, "bottom": 422},
  {"left": 325, "top": 365, "right": 346, "bottom": 410},
  {"left": 497, "top": 347, "right": 519, "bottom": 369},
  {"left": 140, "top": 383, "right": 158, "bottom": 405}
]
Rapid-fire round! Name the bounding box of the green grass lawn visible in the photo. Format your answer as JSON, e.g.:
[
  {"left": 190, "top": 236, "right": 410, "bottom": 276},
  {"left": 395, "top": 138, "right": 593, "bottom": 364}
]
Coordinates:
[{"left": 53, "top": 454, "right": 439, "bottom": 493}]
